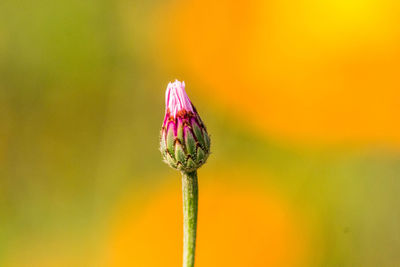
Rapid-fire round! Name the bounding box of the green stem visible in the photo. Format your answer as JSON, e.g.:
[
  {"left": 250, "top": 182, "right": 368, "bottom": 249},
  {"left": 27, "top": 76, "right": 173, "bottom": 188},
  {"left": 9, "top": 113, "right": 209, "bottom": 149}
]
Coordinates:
[{"left": 181, "top": 170, "right": 198, "bottom": 267}]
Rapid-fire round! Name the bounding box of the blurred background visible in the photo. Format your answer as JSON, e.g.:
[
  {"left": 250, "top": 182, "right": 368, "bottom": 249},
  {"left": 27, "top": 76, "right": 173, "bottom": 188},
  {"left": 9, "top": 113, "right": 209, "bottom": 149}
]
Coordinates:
[{"left": 1, "top": 0, "right": 400, "bottom": 266}]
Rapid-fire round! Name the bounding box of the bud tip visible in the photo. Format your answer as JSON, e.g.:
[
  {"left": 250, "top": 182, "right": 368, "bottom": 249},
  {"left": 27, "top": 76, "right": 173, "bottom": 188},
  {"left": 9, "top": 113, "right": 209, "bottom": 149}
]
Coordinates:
[{"left": 165, "top": 80, "right": 194, "bottom": 118}]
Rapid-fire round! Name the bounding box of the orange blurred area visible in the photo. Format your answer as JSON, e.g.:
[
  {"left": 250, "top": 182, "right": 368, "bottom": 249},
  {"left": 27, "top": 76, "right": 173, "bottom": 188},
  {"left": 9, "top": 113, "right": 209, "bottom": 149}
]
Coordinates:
[
  {"left": 107, "top": 169, "right": 316, "bottom": 267},
  {"left": 153, "top": 0, "right": 400, "bottom": 145}
]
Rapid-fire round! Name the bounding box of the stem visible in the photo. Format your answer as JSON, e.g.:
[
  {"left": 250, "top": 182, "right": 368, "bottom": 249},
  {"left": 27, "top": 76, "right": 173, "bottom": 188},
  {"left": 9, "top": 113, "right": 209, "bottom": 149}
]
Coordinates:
[{"left": 181, "top": 170, "right": 198, "bottom": 267}]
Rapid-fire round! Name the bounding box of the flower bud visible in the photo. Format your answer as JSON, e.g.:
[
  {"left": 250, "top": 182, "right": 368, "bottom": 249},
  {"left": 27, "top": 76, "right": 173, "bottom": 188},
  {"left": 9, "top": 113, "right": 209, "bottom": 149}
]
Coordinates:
[{"left": 160, "top": 80, "right": 210, "bottom": 172}]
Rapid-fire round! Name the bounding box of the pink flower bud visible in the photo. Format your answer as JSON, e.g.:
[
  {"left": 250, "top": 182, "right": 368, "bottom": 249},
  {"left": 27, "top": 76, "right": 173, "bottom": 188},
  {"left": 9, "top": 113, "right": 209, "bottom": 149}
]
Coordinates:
[{"left": 160, "top": 80, "right": 210, "bottom": 172}]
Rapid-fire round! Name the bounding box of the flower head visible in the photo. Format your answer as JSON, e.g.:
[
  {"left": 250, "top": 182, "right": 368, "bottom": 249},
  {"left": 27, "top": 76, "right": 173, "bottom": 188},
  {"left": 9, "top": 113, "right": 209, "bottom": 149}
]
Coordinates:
[
  {"left": 160, "top": 80, "right": 210, "bottom": 172},
  {"left": 165, "top": 80, "right": 193, "bottom": 117}
]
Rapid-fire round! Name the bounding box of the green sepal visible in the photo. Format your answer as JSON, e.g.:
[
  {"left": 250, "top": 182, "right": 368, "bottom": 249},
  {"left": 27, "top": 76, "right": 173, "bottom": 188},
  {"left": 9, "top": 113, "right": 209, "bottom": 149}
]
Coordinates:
[
  {"left": 175, "top": 142, "right": 186, "bottom": 164},
  {"left": 165, "top": 152, "right": 177, "bottom": 168},
  {"left": 185, "top": 129, "right": 196, "bottom": 157},
  {"left": 203, "top": 129, "right": 210, "bottom": 152},
  {"left": 196, "top": 147, "right": 205, "bottom": 164},
  {"left": 186, "top": 157, "right": 196, "bottom": 170},
  {"left": 177, "top": 120, "right": 184, "bottom": 144},
  {"left": 166, "top": 126, "right": 175, "bottom": 156},
  {"left": 193, "top": 123, "right": 205, "bottom": 149},
  {"left": 160, "top": 131, "right": 167, "bottom": 152}
]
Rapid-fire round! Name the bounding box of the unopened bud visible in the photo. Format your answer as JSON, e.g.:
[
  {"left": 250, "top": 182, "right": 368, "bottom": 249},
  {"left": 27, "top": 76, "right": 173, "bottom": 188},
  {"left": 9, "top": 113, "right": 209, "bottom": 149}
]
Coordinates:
[{"left": 160, "top": 80, "right": 210, "bottom": 172}]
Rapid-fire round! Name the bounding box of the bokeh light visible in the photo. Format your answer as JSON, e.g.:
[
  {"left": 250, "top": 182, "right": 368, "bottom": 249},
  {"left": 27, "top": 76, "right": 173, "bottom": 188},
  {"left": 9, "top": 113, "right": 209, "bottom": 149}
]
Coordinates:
[
  {"left": 107, "top": 170, "right": 315, "bottom": 267},
  {"left": 153, "top": 0, "right": 400, "bottom": 145}
]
